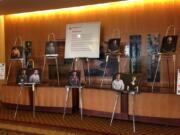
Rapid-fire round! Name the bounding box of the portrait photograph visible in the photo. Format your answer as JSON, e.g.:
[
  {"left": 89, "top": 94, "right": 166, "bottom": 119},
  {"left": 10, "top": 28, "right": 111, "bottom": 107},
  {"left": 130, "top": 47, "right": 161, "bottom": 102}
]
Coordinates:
[
  {"left": 68, "top": 70, "right": 81, "bottom": 86},
  {"left": 45, "top": 41, "right": 58, "bottom": 55},
  {"left": 112, "top": 72, "right": 125, "bottom": 91},
  {"left": 160, "top": 35, "right": 178, "bottom": 53},
  {"left": 25, "top": 41, "right": 32, "bottom": 57},
  {"left": 17, "top": 68, "right": 28, "bottom": 84},
  {"left": 10, "top": 46, "right": 24, "bottom": 59},
  {"left": 28, "top": 69, "right": 41, "bottom": 84},
  {"left": 107, "top": 38, "right": 121, "bottom": 53}
]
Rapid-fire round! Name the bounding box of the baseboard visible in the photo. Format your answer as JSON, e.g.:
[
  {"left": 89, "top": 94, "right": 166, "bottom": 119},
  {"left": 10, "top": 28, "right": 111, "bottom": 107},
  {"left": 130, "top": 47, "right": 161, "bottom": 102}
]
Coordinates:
[{"left": 2, "top": 103, "right": 72, "bottom": 114}]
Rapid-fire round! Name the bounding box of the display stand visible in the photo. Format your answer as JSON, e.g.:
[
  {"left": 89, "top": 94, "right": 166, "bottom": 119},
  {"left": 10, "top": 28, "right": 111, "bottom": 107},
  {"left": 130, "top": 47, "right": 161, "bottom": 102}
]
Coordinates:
[
  {"left": 63, "top": 85, "right": 83, "bottom": 119},
  {"left": 7, "top": 59, "right": 24, "bottom": 83},
  {"left": 7, "top": 36, "right": 24, "bottom": 83},
  {"left": 129, "top": 91, "right": 137, "bottom": 133},
  {"left": 109, "top": 90, "right": 137, "bottom": 133},
  {"left": 152, "top": 25, "right": 177, "bottom": 93},
  {"left": 110, "top": 90, "right": 122, "bottom": 126},
  {"left": 71, "top": 58, "right": 91, "bottom": 86},
  {"left": 100, "top": 52, "right": 121, "bottom": 87},
  {"left": 152, "top": 53, "right": 176, "bottom": 92},
  {"left": 14, "top": 83, "right": 36, "bottom": 119},
  {"left": 42, "top": 55, "right": 59, "bottom": 85},
  {"left": 42, "top": 33, "right": 60, "bottom": 85}
]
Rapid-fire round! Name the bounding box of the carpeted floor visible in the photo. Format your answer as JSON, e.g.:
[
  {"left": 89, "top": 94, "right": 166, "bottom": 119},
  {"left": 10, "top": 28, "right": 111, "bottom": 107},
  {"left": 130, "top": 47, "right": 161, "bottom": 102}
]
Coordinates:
[
  {"left": 0, "top": 127, "right": 42, "bottom": 135},
  {"left": 0, "top": 107, "right": 179, "bottom": 135}
]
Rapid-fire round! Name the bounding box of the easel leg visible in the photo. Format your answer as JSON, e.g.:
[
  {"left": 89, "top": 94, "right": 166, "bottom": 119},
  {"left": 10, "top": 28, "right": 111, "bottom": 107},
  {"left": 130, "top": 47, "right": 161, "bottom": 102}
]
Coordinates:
[
  {"left": 6, "top": 62, "right": 12, "bottom": 83},
  {"left": 42, "top": 56, "right": 46, "bottom": 75},
  {"left": 100, "top": 55, "right": 109, "bottom": 87},
  {"left": 166, "top": 58, "right": 170, "bottom": 89},
  {"left": 132, "top": 94, "right": 136, "bottom": 133},
  {"left": 14, "top": 85, "right": 23, "bottom": 119},
  {"left": 63, "top": 87, "right": 70, "bottom": 118},
  {"left": 55, "top": 57, "right": 60, "bottom": 85},
  {"left": 173, "top": 55, "right": 176, "bottom": 93},
  {"left": 86, "top": 58, "right": 91, "bottom": 86},
  {"left": 117, "top": 55, "right": 120, "bottom": 72},
  {"left": 152, "top": 55, "right": 161, "bottom": 92},
  {"left": 79, "top": 87, "right": 83, "bottom": 120},
  {"left": 20, "top": 59, "right": 24, "bottom": 68},
  {"left": 32, "top": 84, "right": 35, "bottom": 118},
  {"left": 110, "top": 93, "right": 119, "bottom": 126}
]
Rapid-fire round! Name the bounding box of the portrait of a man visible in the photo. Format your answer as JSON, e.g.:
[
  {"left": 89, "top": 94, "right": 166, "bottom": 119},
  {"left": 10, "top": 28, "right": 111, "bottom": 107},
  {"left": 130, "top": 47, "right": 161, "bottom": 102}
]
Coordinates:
[
  {"left": 160, "top": 35, "right": 178, "bottom": 53},
  {"left": 17, "top": 69, "right": 28, "bottom": 83},
  {"left": 68, "top": 70, "right": 80, "bottom": 86},
  {"left": 29, "top": 69, "right": 41, "bottom": 84},
  {"left": 45, "top": 41, "right": 58, "bottom": 55},
  {"left": 11, "top": 46, "right": 23, "bottom": 59}
]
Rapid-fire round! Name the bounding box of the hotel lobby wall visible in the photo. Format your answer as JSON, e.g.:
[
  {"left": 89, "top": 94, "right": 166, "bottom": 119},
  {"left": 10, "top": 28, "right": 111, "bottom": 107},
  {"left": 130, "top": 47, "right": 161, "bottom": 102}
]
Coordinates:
[{"left": 4, "top": 0, "right": 180, "bottom": 86}]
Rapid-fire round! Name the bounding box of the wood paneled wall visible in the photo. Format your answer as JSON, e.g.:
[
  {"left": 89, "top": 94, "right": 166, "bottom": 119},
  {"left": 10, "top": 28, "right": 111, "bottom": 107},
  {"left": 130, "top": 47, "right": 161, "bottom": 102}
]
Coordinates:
[
  {"left": 129, "top": 93, "right": 180, "bottom": 119},
  {"left": 4, "top": 0, "right": 180, "bottom": 87}
]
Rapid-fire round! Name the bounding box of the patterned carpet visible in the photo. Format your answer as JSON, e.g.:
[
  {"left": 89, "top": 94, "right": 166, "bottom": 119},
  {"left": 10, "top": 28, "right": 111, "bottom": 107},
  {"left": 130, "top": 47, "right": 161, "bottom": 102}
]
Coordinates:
[
  {"left": 0, "top": 128, "right": 41, "bottom": 135},
  {"left": 0, "top": 107, "right": 179, "bottom": 135}
]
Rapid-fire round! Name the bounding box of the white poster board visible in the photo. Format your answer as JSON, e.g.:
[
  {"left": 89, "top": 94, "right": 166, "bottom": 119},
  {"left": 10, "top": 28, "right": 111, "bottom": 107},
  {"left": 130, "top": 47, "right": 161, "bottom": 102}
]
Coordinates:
[
  {"left": 65, "top": 22, "right": 101, "bottom": 58},
  {"left": 0, "top": 63, "right": 5, "bottom": 80},
  {"left": 177, "top": 69, "right": 180, "bottom": 95}
]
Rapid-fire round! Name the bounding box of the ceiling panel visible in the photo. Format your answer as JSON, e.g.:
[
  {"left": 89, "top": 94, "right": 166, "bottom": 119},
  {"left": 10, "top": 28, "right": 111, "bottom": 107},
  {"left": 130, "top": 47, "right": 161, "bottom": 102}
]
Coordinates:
[{"left": 0, "top": 0, "right": 122, "bottom": 15}]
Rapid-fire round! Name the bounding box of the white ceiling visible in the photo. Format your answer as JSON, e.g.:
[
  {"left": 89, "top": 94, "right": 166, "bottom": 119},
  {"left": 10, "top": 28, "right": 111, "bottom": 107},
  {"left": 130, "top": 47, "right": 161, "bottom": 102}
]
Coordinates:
[{"left": 0, "top": 0, "right": 121, "bottom": 15}]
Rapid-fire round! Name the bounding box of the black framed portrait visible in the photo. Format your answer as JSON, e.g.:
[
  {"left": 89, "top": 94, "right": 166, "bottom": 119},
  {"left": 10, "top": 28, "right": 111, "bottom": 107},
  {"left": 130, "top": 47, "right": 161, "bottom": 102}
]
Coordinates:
[
  {"left": 25, "top": 41, "right": 32, "bottom": 57},
  {"left": 28, "top": 68, "right": 41, "bottom": 84},
  {"left": 68, "top": 70, "right": 81, "bottom": 86},
  {"left": 160, "top": 35, "right": 178, "bottom": 53},
  {"left": 17, "top": 68, "right": 28, "bottom": 84},
  {"left": 10, "top": 46, "right": 24, "bottom": 59},
  {"left": 107, "top": 38, "right": 121, "bottom": 53},
  {"left": 17, "top": 68, "right": 41, "bottom": 84},
  {"left": 45, "top": 41, "right": 58, "bottom": 56}
]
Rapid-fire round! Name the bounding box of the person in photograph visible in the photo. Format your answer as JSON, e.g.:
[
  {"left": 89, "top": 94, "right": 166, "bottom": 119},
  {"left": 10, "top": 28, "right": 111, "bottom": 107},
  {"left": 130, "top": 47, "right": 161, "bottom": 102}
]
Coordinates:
[
  {"left": 112, "top": 73, "right": 124, "bottom": 91},
  {"left": 11, "top": 47, "right": 21, "bottom": 58},
  {"left": 18, "top": 69, "right": 28, "bottom": 83},
  {"left": 29, "top": 69, "right": 40, "bottom": 83},
  {"left": 46, "top": 42, "right": 56, "bottom": 54},
  {"left": 127, "top": 76, "right": 139, "bottom": 93},
  {"left": 69, "top": 71, "right": 80, "bottom": 86}
]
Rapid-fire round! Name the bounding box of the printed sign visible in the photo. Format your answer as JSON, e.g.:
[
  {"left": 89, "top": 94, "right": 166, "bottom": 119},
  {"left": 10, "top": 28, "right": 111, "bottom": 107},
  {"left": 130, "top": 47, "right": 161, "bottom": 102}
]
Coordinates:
[
  {"left": 0, "top": 63, "right": 5, "bottom": 80},
  {"left": 177, "top": 69, "right": 180, "bottom": 95}
]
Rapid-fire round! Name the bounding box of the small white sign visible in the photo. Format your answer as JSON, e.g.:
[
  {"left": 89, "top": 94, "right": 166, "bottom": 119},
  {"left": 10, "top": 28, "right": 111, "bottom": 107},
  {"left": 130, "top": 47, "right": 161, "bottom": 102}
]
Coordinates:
[
  {"left": 176, "top": 69, "right": 180, "bottom": 95},
  {"left": 0, "top": 63, "right": 5, "bottom": 80}
]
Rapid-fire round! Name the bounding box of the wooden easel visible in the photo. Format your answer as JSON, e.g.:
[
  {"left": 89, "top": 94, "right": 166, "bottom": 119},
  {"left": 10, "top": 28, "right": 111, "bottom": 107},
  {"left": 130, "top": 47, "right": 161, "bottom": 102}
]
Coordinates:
[
  {"left": 100, "top": 52, "right": 121, "bottom": 87},
  {"left": 7, "top": 36, "right": 24, "bottom": 83},
  {"left": 152, "top": 25, "right": 177, "bottom": 92},
  {"left": 42, "top": 33, "right": 60, "bottom": 85},
  {"left": 71, "top": 57, "right": 90, "bottom": 86}
]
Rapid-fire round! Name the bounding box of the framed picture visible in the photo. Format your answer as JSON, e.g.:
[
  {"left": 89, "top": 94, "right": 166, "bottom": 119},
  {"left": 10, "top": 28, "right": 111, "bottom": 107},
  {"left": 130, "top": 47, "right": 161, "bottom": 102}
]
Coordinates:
[
  {"left": 17, "top": 68, "right": 28, "bottom": 83},
  {"left": 17, "top": 68, "right": 41, "bottom": 84},
  {"left": 126, "top": 74, "right": 141, "bottom": 93},
  {"left": 107, "top": 38, "right": 121, "bottom": 53},
  {"left": 28, "top": 68, "right": 41, "bottom": 84},
  {"left": 112, "top": 72, "right": 125, "bottom": 91},
  {"left": 45, "top": 41, "right": 58, "bottom": 56},
  {"left": 10, "top": 46, "right": 24, "bottom": 59},
  {"left": 160, "top": 35, "right": 178, "bottom": 53},
  {"left": 68, "top": 70, "right": 81, "bottom": 86},
  {"left": 25, "top": 41, "right": 32, "bottom": 57}
]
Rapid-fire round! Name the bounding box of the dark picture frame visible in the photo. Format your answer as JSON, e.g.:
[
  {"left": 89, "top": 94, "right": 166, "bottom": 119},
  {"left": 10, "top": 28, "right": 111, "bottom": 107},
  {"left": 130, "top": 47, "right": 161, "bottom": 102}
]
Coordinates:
[
  {"left": 45, "top": 41, "right": 58, "bottom": 56},
  {"left": 17, "top": 68, "right": 41, "bottom": 84},
  {"left": 160, "top": 35, "right": 178, "bottom": 53},
  {"left": 107, "top": 38, "right": 121, "bottom": 53},
  {"left": 10, "top": 46, "right": 24, "bottom": 59},
  {"left": 68, "top": 70, "right": 81, "bottom": 86}
]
